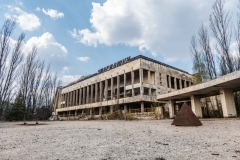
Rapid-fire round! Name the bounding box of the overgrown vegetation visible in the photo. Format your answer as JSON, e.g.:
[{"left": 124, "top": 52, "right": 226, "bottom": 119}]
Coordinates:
[
  {"left": 190, "top": 0, "right": 240, "bottom": 116},
  {"left": 0, "top": 19, "right": 61, "bottom": 121}
]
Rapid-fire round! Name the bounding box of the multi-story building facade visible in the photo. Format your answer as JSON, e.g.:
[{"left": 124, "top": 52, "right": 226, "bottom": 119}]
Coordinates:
[{"left": 53, "top": 55, "right": 192, "bottom": 119}]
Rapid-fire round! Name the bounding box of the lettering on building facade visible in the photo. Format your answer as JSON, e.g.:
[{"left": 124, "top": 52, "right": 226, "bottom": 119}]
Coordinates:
[{"left": 98, "top": 56, "right": 131, "bottom": 73}]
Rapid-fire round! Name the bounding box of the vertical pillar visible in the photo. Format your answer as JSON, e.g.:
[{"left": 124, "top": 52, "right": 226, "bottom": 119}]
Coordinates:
[
  {"left": 180, "top": 79, "right": 182, "bottom": 89},
  {"left": 124, "top": 71, "right": 126, "bottom": 97},
  {"left": 91, "top": 83, "right": 93, "bottom": 103},
  {"left": 117, "top": 74, "right": 120, "bottom": 99},
  {"left": 131, "top": 70, "right": 134, "bottom": 96},
  {"left": 75, "top": 110, "right": 77, "bottom": 117},
  {"left": 174, "top": 77, "right": 177, "bottom": 90},
  {"left": 124, "top": 104, "right": 127, "bottom": 114},
  {"left": 110, "top": 106, "right": 113, "bottom": 114},
  {"left": 86, "top": 85, "right": 89, "bottom": 103},
  {"left": 139, "top": 68, "right": 143, "bottom": 95},
  {"left": 67, "top": 93, "right": 69, "bottom": 107},
  {"left": 79, "top": 88, "right": 82, "bottom": 105},
  {"left": 83, "top": 87, "right": 86, "bottom": 104},
  {"left": 90, "top": 108, "right": 92, "bottom": 116},
  {"left": 70, "top": 91, "right": 72, "bottom": 106},
  {"left": 100, "top": 81, "right": 102, "bottom": 101},
  {"left": 111, "top": 76, "right": 113, "bottom": 99},
  {"left": 64, "top": 93, "right": 66, "bottom": 107},
  {"left": 184, "top": 80, "right": 187, "bottom": 88},
  {"left": 191, "top": 95, "right": 202, "bottom": 117},
  {"left": 141, "top": 102, "right": 144, "bottom": 113},
  {"left": 73, "top": 90, "right": 75, "bottom": 106},
  {"left": 82, "top": 109, "right": 84, "bottom": 114},
  {"left": 76, "top": 89, "right": 79, "bottom": 106},
  {"left": 105, "top": 79, "right": 108, "bottom": 100},
  {"left": 220, "top": 89, "right": 237, "bottom": 117},
  {"left": 168, "top": 100, "right": 175, "bottom": 118},
  {"left": 99, "top": 107, "right": 102, "bottom": 115},
  {"left": 168, "top": 76, "right": 171, "bottom": 89},
  {"left": 95, "top": 82, "right": 98, "bottom": 102},
  {"left": 148, "top": 69, "right": 151, "bottom": 96}
]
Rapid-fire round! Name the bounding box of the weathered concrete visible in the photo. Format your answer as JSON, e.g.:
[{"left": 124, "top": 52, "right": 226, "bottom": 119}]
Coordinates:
[
  {"left": 191, "top": 95, "right": 202, "bottom": 117},
  {"left": 53, "top": 55, "right": 192, "bottom": 118},
  {"left": 158, "top": 71, "right": 240, "bottom": 118},
  {"left": 220, "top": 89, "right": 237, "bottom": 117},
  {"left": 168, "top": 100, "right": 175, "bottom": 118}
]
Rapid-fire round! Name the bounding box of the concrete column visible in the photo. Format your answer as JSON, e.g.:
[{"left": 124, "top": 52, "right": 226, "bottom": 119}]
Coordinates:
[
  {"left": 131, "top": 70, "right": 134, "bottom": 96},
  {"left": 70, "top": 91, "right": 72, "bottom": 106},
  {"left": 100, "top": 81, "right": 102, "bottom": 101},
  {"left": 168, "top": 100, "right": 175, "bottom": 118},
  {"left": 95, "top": 82, "right": 98, "bottom": 102},
  {"left": 220, "top": 89, "right": 237, "bottom": 117},
  {"left": 63, "top": 94, "right": 66, "bottom": 107},
  {"left": 105, "top": 79, "right": 108, "bottom": 100},
  {"left": 184, "top": 80, "right": 187, "bottom": 88},
  {"left": 191, "top": 95, "right": 202, "bottom": 117},
  {"left": 168, "top": 76, "right": 171, "bottom": 89},
  {"left": 75, "top": 90, "right": 77, "bottom": 105},
  {"left": 180, "top": 79, "right": 182, "bottom": 89},
  {"left": 111, "top": 76, "right": 113, "bottom": 100},
  {"left": 124, "top": 71, "right": 126, "bottom": 97},
  {"left": 83, "top": 87, "right": 86, "bottom": 104},
  {"left": 174, "top": 77, "right": 177, "bottom": 89},
  {"left": 124, "top": 104, "right": 127, "bottom": 114},
  {"left": 82, "top": 109, "right": 84, "bottom": 114},
  {"left": 117, "top": 74, "right": 120, "bottom": 99},
  {"left": 66, "top": 93, "right": 69, "bottom": 107},
  {"left": 86, "top": 85, "right": 89, "bottom": 103},
  {"left": 90, "top": 84, "right": 93, "bottom": 103},
  {"left": 110, "top": 106, "right": 113, "bottom": 114},
  {"left": 75, "top": 110, "right": 77, "bottom": 117},
  {"left": 139, "top": 68, "right": 143, "bottom": 95},
  {"left": 99, "top": 107, "right": 102, "bottom": 115},
  {"left": 148, "top": 69, "right": 151, "bottom": 96},
  {"left": 141, "top": 102, "right": 144, "bottom": 113},
  {"left": 79, "top": 88, "right": 82, "bottom": 105},
  {"left": 90, "top": 108, "right": 92, "bottom": 116},
  {"left": 73, "top": 90, "right": 75, "bottom": 106}
]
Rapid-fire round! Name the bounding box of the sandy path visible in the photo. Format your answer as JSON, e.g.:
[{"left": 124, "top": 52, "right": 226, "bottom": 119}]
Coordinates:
[{"left": 0, "top": 119, "right": 240, "bottom": 160}]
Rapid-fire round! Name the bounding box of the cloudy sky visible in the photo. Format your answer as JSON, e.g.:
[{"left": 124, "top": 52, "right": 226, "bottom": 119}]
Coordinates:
[{"left": 0, "top": 0, "right": 238, "bottom": 85}]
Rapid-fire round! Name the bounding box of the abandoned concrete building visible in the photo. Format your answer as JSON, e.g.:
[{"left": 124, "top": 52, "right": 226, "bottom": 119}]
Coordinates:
[{"left": 53, "top": 55, "right": 193, "bottom": 120}]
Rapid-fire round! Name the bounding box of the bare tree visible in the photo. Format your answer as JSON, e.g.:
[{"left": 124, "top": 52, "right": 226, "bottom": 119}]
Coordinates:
[
  {"left": 0, "top": 19, "right": 25, "bottom": 116},
  {"left": 198, "top": 24, "right": 218, "bottom": 79},
  {"left": 210, "top": 0, "right": 234, "bottom": 75},
  {"left": 19, "top": 47, "right": 61, "bottom": 120},
  {"left": 190, "top": 36, "right": 208, "bottom": 83}
]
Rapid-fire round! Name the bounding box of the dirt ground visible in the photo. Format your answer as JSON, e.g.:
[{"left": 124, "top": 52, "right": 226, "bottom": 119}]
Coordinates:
[{"left": 0, "top": 119, "right": 240, "bottom": 160}]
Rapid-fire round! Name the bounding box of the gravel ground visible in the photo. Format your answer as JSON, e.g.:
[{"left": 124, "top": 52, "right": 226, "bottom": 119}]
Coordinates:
[{"left": 0, "top": 119, "right": 240, "bottom": 160}]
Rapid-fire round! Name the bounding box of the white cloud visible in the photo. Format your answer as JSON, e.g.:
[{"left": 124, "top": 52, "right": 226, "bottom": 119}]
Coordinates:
[
  {"left": 61, "top": 75, "right": 82, "bottom": 85},
  {"left": 36, "top": 7, "right": 41, "bottom": 12},
  {"left": 5, "top": 7, "right": 41, "bottom": 31},
  {"left": 23, "top": 32, "right": 69, "bottom": 71},
  {"left": 77, "top": 56, "right": 90, "bottom": 62},
  {"left": 69, "top": 0, "right": 224, "bottom": 62},
  {"left": 42, "top": 8, "right": 64, "bottom": 20},
  {"left": 15, "top": 0, "right": 23, "bottom": 7},
  {"left": 62, "top": 66, "right": 69, "bottom": 71}
]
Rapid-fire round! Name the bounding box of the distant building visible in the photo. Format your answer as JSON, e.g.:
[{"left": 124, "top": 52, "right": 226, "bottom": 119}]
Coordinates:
[{"left": 53, "top": 55, "right": 192, "bottom": 120}]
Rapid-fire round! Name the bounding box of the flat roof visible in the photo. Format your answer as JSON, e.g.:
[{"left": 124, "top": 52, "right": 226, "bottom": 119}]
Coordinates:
[
  {"left": 63, "top": 55, "right": 190, "bottom": 89},
  {"left": 157, "top": 71, "right": 240, "bottom": 101}
]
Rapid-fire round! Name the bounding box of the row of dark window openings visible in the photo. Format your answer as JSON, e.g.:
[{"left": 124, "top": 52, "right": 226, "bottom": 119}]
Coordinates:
[
  {"left": 60, "top": 86, "right": 156, "bottom": 108},
  {"left": 60, "top": 69, "right": 156, "bottom": 108},
  {"left": 166, "top": 75, "right": 191, "bottom": 90}
]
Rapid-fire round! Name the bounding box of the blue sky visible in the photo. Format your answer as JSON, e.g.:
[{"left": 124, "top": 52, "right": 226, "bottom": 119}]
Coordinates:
[{"left": 0, "top": 0, "right": 238, "bottom": 85}]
